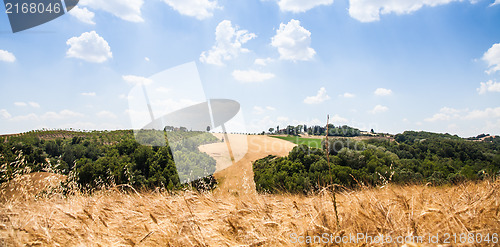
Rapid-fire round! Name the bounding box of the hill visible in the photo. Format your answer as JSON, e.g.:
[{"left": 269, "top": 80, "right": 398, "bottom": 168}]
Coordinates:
[{"left": 1, "top": 130, "right": 499, "bottom": 246}]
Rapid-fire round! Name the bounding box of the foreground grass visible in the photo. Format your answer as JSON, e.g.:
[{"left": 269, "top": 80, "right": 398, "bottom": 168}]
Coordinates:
[
  {"left": 271, "top": 135, "right": 323, "bottom": 149},
  {"left": 1, "top": 181, "right": 499, "bottom": 246}
]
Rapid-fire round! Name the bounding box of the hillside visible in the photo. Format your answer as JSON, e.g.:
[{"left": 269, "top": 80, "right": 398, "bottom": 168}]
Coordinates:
[{"left": 1, "top": 131, "right": 499, "bottom": 246}]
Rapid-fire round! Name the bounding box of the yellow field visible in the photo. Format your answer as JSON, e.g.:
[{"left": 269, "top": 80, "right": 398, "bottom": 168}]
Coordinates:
[{"left": 1, "top": 180, "right": 499, "bottom": 246}]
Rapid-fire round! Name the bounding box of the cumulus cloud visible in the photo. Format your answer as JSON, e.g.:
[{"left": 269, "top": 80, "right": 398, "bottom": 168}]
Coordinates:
[
  {"left": 0, "top": 49, "right": 16, "bottom": 63},
  {"left": 66, "top": 31, "right": 112, "bottom": 63},
  {"left": 200, "top": 20, "right": 256, "bottom": 66},
  {"left": 374, "top": 88, "right": 393, "bottom": 96},
  {"left": 341, "top": 92, "right": 355, "bottom": 98},
  {"left": 348, "top": 0, "right": 468, "bottom": 23},
  {"left": 424, "top": 107, "right": 463, "bottom": 122},
  {"left": 477, "top": 80, "right": 500, "bottom": 94},
  {"left": 81, "top": 92, "right": 97, "bottom": 96},
  {"left": 163, "top": 0, "right": 220, "bottom": 20},
  {"left": 97, "top": 110, "right": 117, "bottom": 118},
  {"left": 232, "top": 70, "right": 275, "bottom": 82},
  {"left": 330, "top": 114, "right": 349, "bottom": 124},
  {"left": 8, "top": 110, "right": 85, "bottom": 122},
  {"left": 464, "top": 107, "right": 500, "bottom": 120},
  {"left": 79, "top": 0, "right": 144, "bottom": 22},
  {"left": 122, "top": 75, "right": 153, "bottom": 85},
  {"left": 304, "top": 87, "right": 330, "bottom": 104},
  {"left": 424, "top": 107, "right": 500, "bottom": 122},
  {"left": 0, "top": 109, "right": 11, "bottom": 119},
  {"left": 69, "top": 6, "right": 95, "bottom": 25},
  {"left": 276, "top": 0, "right": 333, "bottom": 13},
  {"left": 271, "top": 19, "right": 316, "bottom": 61},
  {"left": 483, "top": 43, "right": 500, "bottom": 74},
  {"left": 253, "top": 106, "right": 276, "bottom": 115},
  {"left": 254, "top": 57, "right": 274, "bottom": 66},
  {"left": 370, "top": 105, "right": 388, "bottom": 114},
  {"left": 14, "top": 102, "right": 40, "bottom": 108},
  {"left": 42, "top": 110, "right": 84, "bottom": 120}
]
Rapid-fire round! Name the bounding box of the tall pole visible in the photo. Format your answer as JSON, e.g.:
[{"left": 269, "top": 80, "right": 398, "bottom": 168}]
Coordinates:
[
  {"left": 327, "top": 114, "right": 339, "bottom": 229},
  {"left": 326, "top": 114, "right": 331, "bottom": 185}
]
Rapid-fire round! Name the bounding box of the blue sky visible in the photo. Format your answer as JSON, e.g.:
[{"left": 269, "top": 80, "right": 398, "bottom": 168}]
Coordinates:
[{"left": 0, "top": 0, "right": 499, "bottom": 137}]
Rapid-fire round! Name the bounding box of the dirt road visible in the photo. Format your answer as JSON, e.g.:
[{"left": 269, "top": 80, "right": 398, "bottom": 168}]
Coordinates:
[{"left": 200, "top": 134, "right": 296, "bottom": 194}]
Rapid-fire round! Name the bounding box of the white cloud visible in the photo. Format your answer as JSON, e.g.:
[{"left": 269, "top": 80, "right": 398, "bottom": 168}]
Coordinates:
[
  {"left": 42, "top": 110, "right": 84, "bottom": 120},
  {"left": 477, "top": 80, "right": 500, "bottom": 94},
  {"left": 232, "top": 70, "right": 275, "bottom": 82},
  {"left": 348, "top": 0, "right": 469, "bottom": 23},
  {"left": 374, "top": 88, "right": 393, "bottom": 96},
  {"left": 28, "top": 102, "right": 40, "bottom": 108},
  {"left": 69, "top": 6, "right": 95, "bottom": 25},
  {"left": 8, "top": 110, "right": 84, "bottom": 122},
  {"left": 341, "top": 92, "right": 355, "bottom": 98},
  {"left": 330, "top": 114, "right": 348, "bottom": 124},
  {"left": 14, "top": 102, "right": 40, "bottom": 108},
  {"left": 483, "top": 43, "right": 500, "bottom": 74},
  {"left": 425, "top": 113, "right": 451, "bottom": 122},
  {"left": 97, "top": 110, "right": 117, "bottom": 118},
  {"left": 122, "top": 75, "right": 152, "bottom": 85},
  {"left": 253, "top": 106, "right": 276, "bottom": 115},
  {"left": 271, "top": 19, "right": 316, "bottom": 61},
  {"left": 0, "top": 109, "right": 11, "bottom": 119},
  {"left": 200, "top": 20, "right": 256, "bottom": 66},
  {"left": 163, "top": 0, "right": 220, "bottom": 20},
  {"left": 439, "top": 107, "right": 462, "bottom": 115},
  {"left": 276, "top": 0, "right": 333, "bottom": 13},
  {"left": 0, "top": 49, "right": 16, "bottom": 63},
  {"left": 81, "top": 92, "right": 97, "bottom": 96},
  {"left": 304, "top": 87, "right": 330, "bottom": 104},
  {"left": 145, "top": 57, "right": 150, "bottom": 62},
  {"left": 424, "top": 106, "right": 500, "bottom": 122},
  {"left": 491, "top": 0, "right": 500, "bottom": 6},
  {"left": 254, "top": 57, "right": 274, "bottom": 66},
  {"left": 79, "top": 0, "right": 144, "bottom": 22},
  {"left": 424, "top": 107, "right": 462, "bottom": 122},
  {"left": 370, "top": 105, "right": 388, "bottom": 114},
  {"left": 9, "top": 113, "right": 38, "bottom": 122},
  {"left": 66, "top": 31, "right": 112, "bottom": 63},
  {"left": 464, "top": 107, "right": 500, "bottom": 120},
  {"left": 277, "top": 116, "right": 289, "bottom": 122},
  {"left": 253, "top": 106, "right": 265, "bottom": 115}
]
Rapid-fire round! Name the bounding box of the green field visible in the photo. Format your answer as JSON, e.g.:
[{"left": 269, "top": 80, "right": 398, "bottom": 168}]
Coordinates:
[{"left": 270, "top": 135, "right": 323, "bottom": 148}]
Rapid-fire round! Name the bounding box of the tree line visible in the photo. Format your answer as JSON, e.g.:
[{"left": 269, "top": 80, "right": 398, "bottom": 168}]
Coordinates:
[
  {"left": 0, "top": 129, "right": 219, "bottom": 191},
  {"left": 269, "top": 124, "right": 361, "bottom": 137},
  {"left": 253, "top": 131, "right": 500, "bottom": 193}
]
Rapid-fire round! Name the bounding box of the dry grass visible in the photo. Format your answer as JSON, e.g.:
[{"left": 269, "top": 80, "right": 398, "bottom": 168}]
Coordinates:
[{"left": 1, "top": 181, "right": 499, "bottom": 246}]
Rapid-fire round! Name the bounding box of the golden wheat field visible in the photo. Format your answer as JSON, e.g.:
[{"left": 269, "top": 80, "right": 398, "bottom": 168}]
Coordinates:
[{"left": 0, "top": 177, "right": 499, "bottom": 246}]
